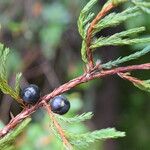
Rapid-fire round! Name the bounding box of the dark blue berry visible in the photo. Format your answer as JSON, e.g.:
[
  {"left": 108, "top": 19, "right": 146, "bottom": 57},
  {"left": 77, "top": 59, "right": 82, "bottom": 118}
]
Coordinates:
[
  {"left": 20, "top": 84, "right": 40, "bottom": 104},
  {"left": 50, "top": 95, "right": 70, "bottom": 115}
]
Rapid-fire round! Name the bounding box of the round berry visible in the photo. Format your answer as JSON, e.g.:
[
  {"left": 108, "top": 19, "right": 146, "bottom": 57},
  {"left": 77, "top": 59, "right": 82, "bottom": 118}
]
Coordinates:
[
  {"left": 50, "top": 95, "right": 70, "bottom": 115},
  {"left": 20, "top": 84, "right": 40, "bottom": 104}
]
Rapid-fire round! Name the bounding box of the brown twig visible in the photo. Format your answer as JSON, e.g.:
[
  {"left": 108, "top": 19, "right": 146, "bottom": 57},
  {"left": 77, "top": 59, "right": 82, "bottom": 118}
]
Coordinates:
[
  {"left": 118, "top": 73, "right": 143, "bottom": 84},
  {"left": 86, "top": 2, "right": 115, "bottom": 69},
  {"left": 0, "top": 107, "right": 32, "bottom": 137},
  {"left": 0, "top": 63, "right": 150, "bottom": 138},
  {"left": 43, "top": 101, "right": 72, "bottom": 150}
]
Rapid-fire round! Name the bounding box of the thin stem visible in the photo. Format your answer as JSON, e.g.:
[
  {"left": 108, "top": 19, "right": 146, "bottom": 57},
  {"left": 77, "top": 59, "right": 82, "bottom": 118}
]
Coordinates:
[
  {"left": 118, "top": 73, "right": 143, "bottom": 84},
  {"left": 43, "top": 102, "right": 72, "bottom": 149},
  {"left": 86, "top": 2, "right": 115, "bottom": 69}
]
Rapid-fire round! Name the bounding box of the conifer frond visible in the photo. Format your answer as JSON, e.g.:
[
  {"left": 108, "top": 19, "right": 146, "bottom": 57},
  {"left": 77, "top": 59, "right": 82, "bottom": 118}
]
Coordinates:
[
  {"left": 92, "top": 37, "right": 150, "bottom": 48},
  {"left": 78, "top": 0, "right": 97, "bottom": 38},
  {"left": 131, "top": 0, "right": 150, "bottom": 14},
  {"left": 0, "top": 43, "right": 9, "bottom": 80},
  {"left": 91, "top": 27, "right": 150, "bottom": 48},
  {"left": 81, "top": 41, "right": 88, "bottom": 63},
  {"left": 0, "top": 43, "right": 22, "bottom": 104},
  {"left": 93, "top": 6, "right": 139, "bottom": 34},
  {"left": 134, "top": 80, "right": 150, "bottom": 93},
  {"left": 50, "top": 111, "right": 125, "bottom": 149},
  {"left": 102, "top": 45, "right": 150, "bottom": 69},
  {"left": 78, "top": 0, "right": 150, "bottom": 64},
  {"left": 15, "top": 72, "right": 22, "bottom": 94},
  {"left": 68, "top": 128, "right": 125, "bottom": 148},
  {"left": 0, "top": 0, "right": 150, "bottom": 149},
  {"left": 56, "top": 112, "right": 93, "bottom": 124}
]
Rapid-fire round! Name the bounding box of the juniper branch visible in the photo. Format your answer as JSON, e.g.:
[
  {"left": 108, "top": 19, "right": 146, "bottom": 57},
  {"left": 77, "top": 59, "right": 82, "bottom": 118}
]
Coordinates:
[
  {"left": 0, "top": 0, "right": 150, "bottom": 148},
  {"left": 0, "top": 63, "right": 150, "bottom": 138}
]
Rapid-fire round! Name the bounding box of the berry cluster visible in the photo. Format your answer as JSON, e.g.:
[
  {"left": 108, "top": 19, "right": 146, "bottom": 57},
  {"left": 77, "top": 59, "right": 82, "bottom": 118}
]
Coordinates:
[{"left": 20, "top": 84, "right": 70, "bottom": 115}]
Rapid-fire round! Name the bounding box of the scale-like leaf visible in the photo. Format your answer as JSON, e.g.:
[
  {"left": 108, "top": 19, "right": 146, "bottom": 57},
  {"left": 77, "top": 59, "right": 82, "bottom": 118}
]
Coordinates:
[
  {"left": 102, "top": 45, "right": 150, "bottom": 69},
  {"left": 131, "top": 0, "right": 150, "bottom": 14},
  {"left": 94, "top": 6, "right": 140, "bottom": 34},
  {"left": 78, "top": 0, "right": 97, "bottom": 38},
  {"left": 81, "top": 41, "right": 88, "bottom": 63},
  {"left": 68, "top": 128, "right": 125, "bottom": 148},
  {"left": 0, "top": 43, "right": 9, "bottom": 80},
  {"left": 0, "top": 43, "right": 23, "bottom": 103},
  {"left": 91, "top": 27, "right": 150, "bottom": 48},
  {"left": 133, "top": 80, "right": 150, "bottom": 93},
  {"left": 56, "top": 112, "right": 93, "bottom": 124},
  {"left": 15, "top": 72, "right": 22, "bottom": 94}
]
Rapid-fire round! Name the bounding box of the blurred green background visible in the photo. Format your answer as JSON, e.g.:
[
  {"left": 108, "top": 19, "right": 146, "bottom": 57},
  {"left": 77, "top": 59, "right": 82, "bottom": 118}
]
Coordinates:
[{"left": 0, "top": 0, "right": 150, "bottom": 150}]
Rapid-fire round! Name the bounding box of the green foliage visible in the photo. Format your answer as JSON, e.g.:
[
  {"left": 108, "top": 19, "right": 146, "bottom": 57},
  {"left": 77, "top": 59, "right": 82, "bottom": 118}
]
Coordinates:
[
  {"left": 81, "top": 41, "right": 88, "bottom": 63},
  {"left": 102, "top": 45, "right": 150, "bottom": 69},
  {"left": 78, "top": 0, "right": 98, "bottom": 62},
  {"left": 78, "top": 0, "right": 97, "bottom": 38},
  {"left": 131, "top": 0, "right": 150, "bottom": 14},
  {"left": 132, "top": 80, "right": 150, "bottom": 93},
  {"left": 14, "top": 72, "right": 22, "bottom": 95},
  {"left": 112, "top": 0, "right": 128, "bottom": 6},
  {"left": 91, "top": 27, "right": 150, "bottom": 48},
  {"left": 50, "top": 111, "right": 125, "bottom": 149},
  {"left": 0, "top": 43, "right": 9, "bottom": 80},
  {"left": 0, "top": 118, "right": 31, "bottom": 150},
  {"left": 78, "top": 0, "right": 150, "bottom": 64},
  {"left": 0, "top": 43, "right": 22, "bottom": 103},
  {"left": 0, "top": 0, "right": 150, "bottom": 149},
  {"left": 94, "top": 6, "right": 139, "bottom": 33},
  {"left": 68, "top": 128, "right": 125, "bottom": 149},
  {"left": 57, "top": 112, "right": 93, "bottom": 124}
]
